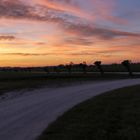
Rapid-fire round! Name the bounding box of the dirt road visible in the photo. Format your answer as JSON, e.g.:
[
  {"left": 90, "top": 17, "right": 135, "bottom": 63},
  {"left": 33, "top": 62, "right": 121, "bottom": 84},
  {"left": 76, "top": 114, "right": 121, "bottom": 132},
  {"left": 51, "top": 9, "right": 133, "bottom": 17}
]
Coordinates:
[{"left": 0, "top": 79, "right": 140, "bottom": 140}]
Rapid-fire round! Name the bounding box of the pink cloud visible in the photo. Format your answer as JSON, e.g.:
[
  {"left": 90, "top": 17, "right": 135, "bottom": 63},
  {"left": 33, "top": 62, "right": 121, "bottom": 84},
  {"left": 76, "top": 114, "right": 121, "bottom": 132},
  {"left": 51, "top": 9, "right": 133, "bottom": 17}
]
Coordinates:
[
  {"left": 32, "top": 0, "right": 93, "bottom": 20},
  {"left": 34, "top": 0, "right": 127, "bottom": 24}
]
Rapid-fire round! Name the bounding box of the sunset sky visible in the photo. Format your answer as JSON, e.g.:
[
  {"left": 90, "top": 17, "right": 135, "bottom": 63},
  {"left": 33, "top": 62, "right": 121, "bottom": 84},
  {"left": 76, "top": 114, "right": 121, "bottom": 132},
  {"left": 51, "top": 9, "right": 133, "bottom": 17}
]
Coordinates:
[{"left": 0, "top": 0, "right": 140, "bottom": 67}]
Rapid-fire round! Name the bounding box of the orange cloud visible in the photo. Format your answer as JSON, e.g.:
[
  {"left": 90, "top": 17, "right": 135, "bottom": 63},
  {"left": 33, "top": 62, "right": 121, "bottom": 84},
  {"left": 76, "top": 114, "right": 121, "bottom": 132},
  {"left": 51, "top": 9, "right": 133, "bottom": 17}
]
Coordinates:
[{"left": 0, "top": 0, "right": 139, "bottom": 66}]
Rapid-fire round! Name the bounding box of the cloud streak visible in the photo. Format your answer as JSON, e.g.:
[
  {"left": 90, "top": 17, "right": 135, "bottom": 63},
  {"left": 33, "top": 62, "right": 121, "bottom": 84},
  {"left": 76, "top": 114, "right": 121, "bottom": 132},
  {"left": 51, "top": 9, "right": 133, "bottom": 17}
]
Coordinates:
[
  {"left": 0, "top": 0, "right": 139, "bottom": 41},
  {"left": 0, "top": 0, "right": 81, "bottom": 22},
  {"left": 0, "top": 0, "right": 140, "bottom": 66},
  {"left": 0, "top": 53, "right": 52, "bottom": 56},
  {"left": 63, "top": 22, "right": 140, "bottom": 40},
  {"left": 0, "top": 35, "right": 15, "bottom": 40}
]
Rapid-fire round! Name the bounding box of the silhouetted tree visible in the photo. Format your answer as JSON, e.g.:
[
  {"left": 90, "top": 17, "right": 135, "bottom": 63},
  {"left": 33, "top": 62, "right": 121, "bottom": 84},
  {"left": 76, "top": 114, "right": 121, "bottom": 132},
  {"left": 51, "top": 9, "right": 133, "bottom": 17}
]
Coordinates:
[
  {"left": 66, "top": 62, "right": 73, "bottom": 74},
  {"left": 94, "top": 61, "right": 104, "bottom": 76},
  {"left": 79, "top": 61, "right": 87, "bottom": 74},
  {"left": 121, "top": 60, "right": 133, "bottom": 76}
]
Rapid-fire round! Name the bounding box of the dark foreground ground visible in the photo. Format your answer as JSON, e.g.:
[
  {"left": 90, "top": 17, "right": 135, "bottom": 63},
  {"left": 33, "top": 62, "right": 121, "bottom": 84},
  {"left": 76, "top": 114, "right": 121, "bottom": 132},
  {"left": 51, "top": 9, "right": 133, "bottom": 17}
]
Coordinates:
[
  {"left": 38, "top": 85, "right": 140, "bottom": 140},
  {"left": 0, "top": 71, "right": 140, "bottom": 96}
]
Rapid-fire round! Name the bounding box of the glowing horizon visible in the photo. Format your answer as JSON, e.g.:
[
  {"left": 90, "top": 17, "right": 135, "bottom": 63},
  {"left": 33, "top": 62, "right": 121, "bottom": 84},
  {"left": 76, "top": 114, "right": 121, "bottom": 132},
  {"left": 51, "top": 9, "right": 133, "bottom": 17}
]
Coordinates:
[{"left": 0, "top": 0, "right": 140, "bottom": 67}]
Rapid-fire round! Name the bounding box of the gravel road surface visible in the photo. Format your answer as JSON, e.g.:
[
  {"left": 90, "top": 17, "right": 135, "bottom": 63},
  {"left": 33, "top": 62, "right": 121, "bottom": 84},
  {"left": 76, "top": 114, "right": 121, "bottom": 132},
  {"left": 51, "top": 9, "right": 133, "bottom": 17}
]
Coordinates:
[{"left": 0, "top": 79, "right": 140, "bottom": 140}]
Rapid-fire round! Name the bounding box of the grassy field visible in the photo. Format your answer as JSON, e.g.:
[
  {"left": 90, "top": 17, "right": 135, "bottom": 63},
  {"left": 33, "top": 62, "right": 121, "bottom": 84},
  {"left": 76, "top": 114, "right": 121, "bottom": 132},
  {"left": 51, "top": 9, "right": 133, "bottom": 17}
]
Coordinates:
[
  {"left": 38, "top": 85, "right": 140, "bottom": 140},
  {"left": 0, "top": 71, "right": 139, "bottom": 96},
  {"left": 1, "top": 70, "right": 140, "bottom": 96}
]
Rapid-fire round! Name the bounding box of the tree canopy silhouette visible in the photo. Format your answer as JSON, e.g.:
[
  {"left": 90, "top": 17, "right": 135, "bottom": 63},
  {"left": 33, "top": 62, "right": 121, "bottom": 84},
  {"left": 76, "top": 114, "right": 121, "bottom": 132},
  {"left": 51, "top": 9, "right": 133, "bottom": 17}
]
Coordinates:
[
  {"left": 66, "top": 62, "right": 73, "bottom": 74},
  {"left": 121, "top": 60, "right": 133, "bottom": 76},
  {"left": 79, "top": 61, "right": 87, "bottom": 74},
  {"left": 94, "top": 61, "right": 104, "bottom": 76}
]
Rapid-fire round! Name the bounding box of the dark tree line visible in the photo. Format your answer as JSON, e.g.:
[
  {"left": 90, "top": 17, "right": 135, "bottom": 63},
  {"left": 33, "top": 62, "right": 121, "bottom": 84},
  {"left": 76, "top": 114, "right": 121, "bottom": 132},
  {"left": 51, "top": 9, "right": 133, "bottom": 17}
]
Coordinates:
[
  {"left": 0, "top": 60, "right": 136, "bottom": 77},
  {"left": 44, "top": 60, "right": 133, "bottom": 77}
]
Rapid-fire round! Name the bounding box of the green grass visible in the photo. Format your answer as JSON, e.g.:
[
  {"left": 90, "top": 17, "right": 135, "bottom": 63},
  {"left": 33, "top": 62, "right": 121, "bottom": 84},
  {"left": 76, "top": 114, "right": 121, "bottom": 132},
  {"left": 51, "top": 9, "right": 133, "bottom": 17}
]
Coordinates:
[
  {"left": 38, "top": 85, "right": 140, "bottom": 140},
  {"left": 0, "top": 71, "right": 135, "bottom": 80},
  {"left": 0, "top": 71, "right": 140, "bottom": 96}
]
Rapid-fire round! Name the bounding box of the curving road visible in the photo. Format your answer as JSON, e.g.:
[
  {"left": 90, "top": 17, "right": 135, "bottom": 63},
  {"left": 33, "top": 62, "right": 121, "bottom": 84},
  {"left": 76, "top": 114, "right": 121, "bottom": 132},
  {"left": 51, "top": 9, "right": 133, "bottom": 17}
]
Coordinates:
[{"left": 0, "top": 79, "right": 140, "bottom": 140}]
